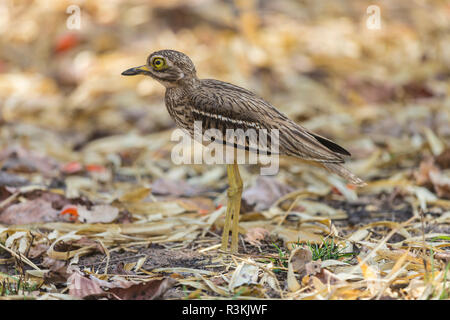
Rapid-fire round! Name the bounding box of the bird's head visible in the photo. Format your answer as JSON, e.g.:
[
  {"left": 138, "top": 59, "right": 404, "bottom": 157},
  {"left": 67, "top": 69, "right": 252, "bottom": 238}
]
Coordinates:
[{"left": 121, "top": 49, "right": 197, "bottom": 87}]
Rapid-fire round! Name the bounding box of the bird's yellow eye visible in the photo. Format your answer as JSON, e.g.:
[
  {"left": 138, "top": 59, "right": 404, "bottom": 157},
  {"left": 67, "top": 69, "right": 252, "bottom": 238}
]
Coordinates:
[{"left": 152, "top": 57, "right": 166, "bottom": 70}]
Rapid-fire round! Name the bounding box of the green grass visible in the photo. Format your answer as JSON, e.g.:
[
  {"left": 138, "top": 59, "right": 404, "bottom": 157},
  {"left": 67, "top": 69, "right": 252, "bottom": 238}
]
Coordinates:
[
  {"left": 270, "top": 243, "right": 288, "bottom": 271},
  {"left": 0, "top": 270, "right": 39, "bottom": 297},
  {"left": 305, "top": 238, "right": 354, "bottom": 261},
  {"left": 431, "top": 235, "right": 450, "bottom": 241},
  {"left": 270, "top": 238, "right": 354, "bottom": 272},
  {"left": 439, "top": 263, "right": 449, "bottom": 300},
  {"left": 0, "top": 278, "right": 38, "bottom": 296}
]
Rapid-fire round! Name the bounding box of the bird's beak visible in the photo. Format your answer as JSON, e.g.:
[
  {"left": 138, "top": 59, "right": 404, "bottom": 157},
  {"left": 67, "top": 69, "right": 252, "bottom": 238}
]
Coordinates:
[{"left": 121, "top": 65, "right": 150, "bottom": 76}]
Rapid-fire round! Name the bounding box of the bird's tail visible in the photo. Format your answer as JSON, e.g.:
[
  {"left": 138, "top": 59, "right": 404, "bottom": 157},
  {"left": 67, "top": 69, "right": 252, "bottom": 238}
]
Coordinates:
[{"left": 322, "top": 162, "right": 366, "bottom": 186}]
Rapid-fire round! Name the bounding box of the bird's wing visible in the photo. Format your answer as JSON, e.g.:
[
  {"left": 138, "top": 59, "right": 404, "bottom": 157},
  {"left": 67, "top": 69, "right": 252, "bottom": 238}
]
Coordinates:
[
  {"left": 189, "top": 79, "right": 348, "bottom": 163},
  {"left": 189, "top": 80, "right": 272, "bottom": 154},
  {"left": 275, "top": 119, "right": 348, "bottom": 163}
]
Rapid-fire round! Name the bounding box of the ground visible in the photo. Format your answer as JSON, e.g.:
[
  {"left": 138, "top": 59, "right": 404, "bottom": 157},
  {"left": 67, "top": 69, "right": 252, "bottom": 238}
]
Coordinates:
[{"left": 0, "top": 0, "right": 449, "bottom": 300}]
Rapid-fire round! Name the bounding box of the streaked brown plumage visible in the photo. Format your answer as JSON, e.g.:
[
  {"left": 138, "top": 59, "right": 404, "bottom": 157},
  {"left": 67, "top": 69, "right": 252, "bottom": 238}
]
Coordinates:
[
  {"left": 122, "top": 49, "right": 365, "bottom": 253},
  {"left": 122, "top": 49, "right": 364, "bottom": 185}
]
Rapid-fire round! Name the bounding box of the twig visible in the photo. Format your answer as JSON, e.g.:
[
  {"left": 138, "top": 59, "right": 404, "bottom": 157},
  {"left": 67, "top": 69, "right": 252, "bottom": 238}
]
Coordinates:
[{"left": 0, "top": 243, "right": 40, "bottom": 271}]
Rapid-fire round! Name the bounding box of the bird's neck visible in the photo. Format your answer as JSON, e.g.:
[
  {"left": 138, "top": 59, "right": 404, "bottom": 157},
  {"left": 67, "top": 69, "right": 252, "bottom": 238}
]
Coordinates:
[{"left": 177, "top": 75, "right": 199, "bottom": 88}]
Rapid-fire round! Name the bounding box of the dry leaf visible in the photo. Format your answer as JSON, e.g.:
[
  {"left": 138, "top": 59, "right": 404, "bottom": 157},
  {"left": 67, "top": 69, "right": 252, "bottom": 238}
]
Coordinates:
[
  {"left": 70, "top": 204, "right": 119, "bottom": 223},
  {"left": 228, "top": 261, "right": 259, "bottom": 290},
  {"left": 118, "top": 187, "right": 151, "bottom": 202},
  {"left": 67, "top": 271, "right": 104, "bottom": 298},
  {"left": 287, "top": 247, "right": 312, "bottom": 292},
  {"left": 357, "top": 257, "right": 381, "bottom": 296},
  {"left": 242, "top": 176, "right": 294, "bottom": 212},
  {"left": 152, "top": 178, "right": 207, "bottom": 197},
  {"left": 0, "top": 199, "right": 60, "bottom": 224},
  {"left": 244, "top": 227, "right": 269, "bottom": 246},
  {"left": 429, "top": 171, "right": 450, "bottom": 199},
  {"left": 109, "top": 278, "right": 176, "bottom": 300}
]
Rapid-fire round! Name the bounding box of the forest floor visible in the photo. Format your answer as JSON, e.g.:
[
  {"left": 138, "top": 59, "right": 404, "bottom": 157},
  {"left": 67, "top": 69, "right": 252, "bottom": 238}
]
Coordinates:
[{"left": 0, "top": 0, "right": 449, "bottom": 300}]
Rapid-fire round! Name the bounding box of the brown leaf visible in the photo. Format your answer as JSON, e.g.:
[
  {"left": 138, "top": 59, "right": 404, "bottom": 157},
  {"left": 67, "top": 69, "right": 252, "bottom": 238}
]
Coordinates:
[
  {"left": 42, "top": 257, "right": 70, "bottom": 285},
  {"left": 68, "top": 271, "right": 104, "bottom": 298},
  {"left": 42, "top": 256, "right": 67, "bottom": 270},
  {"left": 305, "top": 260, "right": 322, "bottom": 276},
  {"left": 44, "top": 267, "right": 71, "bottom": 285},
  {"left": 0, "top": 146, "right": 59, "bottom": 177},
  {"left": 244, "top": 227, "right": 269, "bottom": 246},
  {"left": 115, "top": 262, "right": 135, "bottom": 275},
  {"left": 306, "top": 269, "right": 343, "bottom": 287},
  {"left": 429, "top": 171, "right": 450, "bottom": 199},
  {"left": 28, "top": 243, "right": 50, "bottom": 259},
  {"left": 414, "top": 158, "right": 437, "bottom": 186},
  {"left": 290, "top": 247, "right": 313, "bottom": 274},
  {"left": 435, "top": 148, "right": 450, "bottom": 169},
  {"left": 242, "top": 176, "right": 294, "bottom": 212},
  {"left": 305, "top": 262, "right": 343, "bottom": 286},
  {"left": 344, "top": 77, "right": 396, "bottom": 104},
  {"left": 287, "top": 247, "right": 312, "bottom": 292},
  {"left": 414, "top": 158, "right": 450, "bottom": 198},
  {"left": 435, "top": 252, "right": 450, "bottom": 262},
  {"left": 151, "top": 178, "right": 207, "bottom": 197},
  {"left": 109, "top": 278, "right": 176, "bottom": 300},
  {"left": 174, "top": 197, "right": 216, "bottom": 213},
  {"left": 0, "top": 199, "right": 60, "bottom": 225}
]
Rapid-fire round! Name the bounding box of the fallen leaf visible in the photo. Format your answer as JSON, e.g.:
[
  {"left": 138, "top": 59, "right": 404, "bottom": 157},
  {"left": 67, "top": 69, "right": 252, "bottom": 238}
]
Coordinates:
[
  {"left": 175, "top": 197, "right": 216, "bottom": 213},
  {"left": 0, "top": 171, "right": 29, "bottom": 187},
  {"left": 0, "top": 199, "right": 60, "bottom": 224},
  {"left": 85, "top": 164, "right": 107, "bottom": 173},
  {"left": 28, "top": 243, "right": 50, "bottom": 259},
  {"left": 429, "top": 170, "right": 450, "bottom": 199},
  {"left": 404, "top": 279, "right": 426, "bottom": 299},
  {"left": 435, "top": 252, "right": 450, "bottom": 262},
  {"left": 0, "top": 146, "right": 59, "bottom": 177},
  {"left": 109, "top": 278, "right": 176, "bottom": 300},
  {"left": 244, "top": 227, "right": 269, "bottom": 246},
  {"left": 229, "top": 261, "right": 259, "bottom": 290},
  {"left": 54, "top": 32, "right": 79, "bottom": 53},
  {"left": 60, "top": 206, "right": 79, "bottom": 221},
  {"left": 287, "top": 247, "right": 312, "bottom": 292},
  {"left": 118, "top": 187, "right": 151, "bottom": 203},
  {"left": 242, "top": 176, "right": 294, "bottom": 212},
  {"left": 414, "top": 157, "right": 438, "bottom": 186},
  {"left": 357, "top": 257, "right": 381, "bottom": 295},
  {"left": 68, "top": 270, "right": 104, "bottom": 298},
  {"left": 435, "top": 148, "right": 450, "bottom": 169},
  {"left": 305, "top": 263, "right": 343, "bottom": 286},
  {"left": 61, "top": 161, "right": 83, "bottom": 174},
  {"left": 65, "top": 204, "right": 119, "bottom": 223},
  {"left": 305, "top": 261, "right": 322, "bottom": 276},
  {"left": 151, "top": 178, "right": 207, "bottom": 197},
  {"left": 414, "top": 158, "right": 450, "bottom": 198},
  {"left": 42, "top": 257, "right": 70, "bottom": 285},
  {"left": 290, "top": 247, "right": 313, "bottom": 274}
]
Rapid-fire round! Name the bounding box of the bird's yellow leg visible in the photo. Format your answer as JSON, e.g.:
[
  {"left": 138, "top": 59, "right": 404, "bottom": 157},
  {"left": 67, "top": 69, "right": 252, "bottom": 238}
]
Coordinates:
[
  {"left": 221, "top": 163, "right": 243, "bottom": 253},
  {"left": 230, "top": 163, "right": 242, "bottom": 253},
  {"left": 221, "top": 165, "right": 234, "bottom": 251}
]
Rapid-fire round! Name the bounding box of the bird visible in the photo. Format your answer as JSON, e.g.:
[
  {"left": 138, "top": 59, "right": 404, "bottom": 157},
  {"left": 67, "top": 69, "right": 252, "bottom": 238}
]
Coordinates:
[{"left": 122, "top": 49, "right": 365, "bottom": 253}]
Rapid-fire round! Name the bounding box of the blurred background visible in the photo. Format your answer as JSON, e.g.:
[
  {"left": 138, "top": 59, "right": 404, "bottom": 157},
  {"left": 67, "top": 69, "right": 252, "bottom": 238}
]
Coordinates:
[{"left": 0, "top": 0, "right": 449, "bottom": 197}]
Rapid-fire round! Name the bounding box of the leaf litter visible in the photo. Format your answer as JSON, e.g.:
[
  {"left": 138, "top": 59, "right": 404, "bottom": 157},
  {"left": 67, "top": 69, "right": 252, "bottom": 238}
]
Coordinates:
[{"left": 0, "top": 0, "right": 449, "bottom": 300}]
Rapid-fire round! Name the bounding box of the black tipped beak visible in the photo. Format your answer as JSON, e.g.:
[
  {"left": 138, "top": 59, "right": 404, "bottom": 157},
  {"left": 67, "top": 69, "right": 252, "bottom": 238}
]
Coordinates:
[
  {"left": 121, "top": 65, "right": 150, "bottom": 76},
  {"left": 121, "top": 68, "right": 139, "bottom": 76}
]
